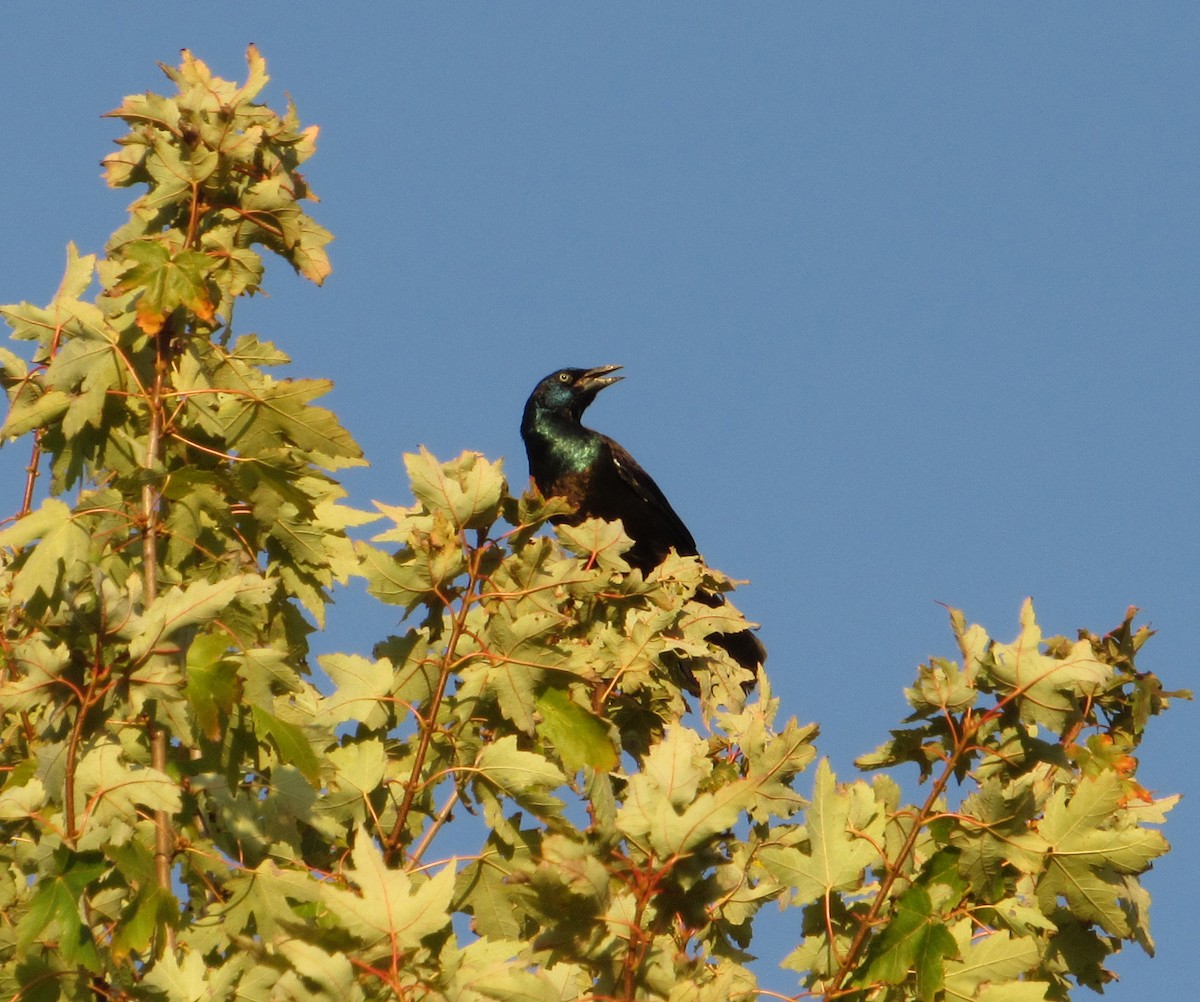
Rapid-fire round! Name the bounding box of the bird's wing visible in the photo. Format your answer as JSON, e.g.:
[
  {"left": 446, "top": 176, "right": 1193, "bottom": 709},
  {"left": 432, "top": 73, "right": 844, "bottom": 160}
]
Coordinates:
[{"left": 603, "top": 435, "right": 698, "bottom": 557}]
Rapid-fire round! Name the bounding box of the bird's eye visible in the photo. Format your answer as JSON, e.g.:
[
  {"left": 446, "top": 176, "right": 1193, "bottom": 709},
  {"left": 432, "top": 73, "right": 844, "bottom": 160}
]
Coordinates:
[{"left": 557, "top": 372, "right": 571, "bottom": 383}]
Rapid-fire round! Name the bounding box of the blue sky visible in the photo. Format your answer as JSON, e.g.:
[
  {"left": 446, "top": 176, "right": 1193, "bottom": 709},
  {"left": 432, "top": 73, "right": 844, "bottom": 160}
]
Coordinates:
[{"left": 3, "top": 4, "right": 1196, "bottom": 996}]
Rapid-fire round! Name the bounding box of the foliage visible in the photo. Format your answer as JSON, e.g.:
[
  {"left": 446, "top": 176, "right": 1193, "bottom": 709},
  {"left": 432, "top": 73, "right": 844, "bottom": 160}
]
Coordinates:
[{"left": 0, "top": 48, "right": 1185, "bottom": 1002}]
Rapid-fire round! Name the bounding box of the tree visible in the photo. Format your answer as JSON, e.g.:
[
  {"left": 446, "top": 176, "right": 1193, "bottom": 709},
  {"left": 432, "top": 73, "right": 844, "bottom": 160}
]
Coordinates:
[{"left": 0, "top": 48, "right": 1185, "bottom": 1002}]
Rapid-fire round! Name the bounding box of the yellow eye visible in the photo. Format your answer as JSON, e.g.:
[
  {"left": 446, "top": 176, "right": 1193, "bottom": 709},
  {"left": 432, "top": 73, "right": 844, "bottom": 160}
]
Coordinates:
[{"left": 558, "top": 372, "right": 571, "bottom": 383}]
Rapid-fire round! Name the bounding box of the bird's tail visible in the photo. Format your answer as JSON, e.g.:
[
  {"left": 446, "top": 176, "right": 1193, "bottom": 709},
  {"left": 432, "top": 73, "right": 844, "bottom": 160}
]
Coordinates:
[{"left": 694, "top": 588, "right": 765, "bottom": 684}]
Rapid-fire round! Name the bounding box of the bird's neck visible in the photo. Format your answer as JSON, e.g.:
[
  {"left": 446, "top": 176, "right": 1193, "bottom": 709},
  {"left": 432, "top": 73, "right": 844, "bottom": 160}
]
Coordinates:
[{"left": 522, "top": 405, "right": 603, "bottom": 480}]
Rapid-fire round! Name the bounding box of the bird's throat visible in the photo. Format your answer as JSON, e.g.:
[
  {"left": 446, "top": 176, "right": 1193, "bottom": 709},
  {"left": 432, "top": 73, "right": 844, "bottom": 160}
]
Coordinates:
[{"left": 523, "top": 411, "right": 604, "bottom": 488}]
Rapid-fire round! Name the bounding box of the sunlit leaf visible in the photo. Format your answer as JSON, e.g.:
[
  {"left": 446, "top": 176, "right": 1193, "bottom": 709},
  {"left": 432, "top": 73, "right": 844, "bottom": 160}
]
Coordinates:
[
  {"left": 322, "top": 827, "right": 455, "bottom": 959},
  {"left": 114, "top": 240, "right": 218, "bottom": 334},
  {"left": 405, "top": 447, "right": 506, "bottom": 530},
  {"left": 758, "top": 759, "right": 882, "bottom": 906}
]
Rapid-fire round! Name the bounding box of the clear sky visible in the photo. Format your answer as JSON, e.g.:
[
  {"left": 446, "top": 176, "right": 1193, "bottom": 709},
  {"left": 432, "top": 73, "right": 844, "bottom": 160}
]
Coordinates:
[{"left": 3, "top": 4, "right": 1196, "bottom": 996}]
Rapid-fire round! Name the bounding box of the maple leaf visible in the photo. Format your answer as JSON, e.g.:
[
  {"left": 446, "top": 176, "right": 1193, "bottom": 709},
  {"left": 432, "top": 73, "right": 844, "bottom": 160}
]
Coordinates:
[
  {"left": 114, "top": 240, "right": 217, "bottom": 334},
  {"left": 322, "top": 827, "right": 455, "bottom": 962}
]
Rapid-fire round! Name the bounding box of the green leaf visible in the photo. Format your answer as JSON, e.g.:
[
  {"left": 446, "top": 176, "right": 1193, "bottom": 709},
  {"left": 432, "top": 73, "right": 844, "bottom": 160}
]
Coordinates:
[
  {"left": 0, "top": 343, "right": 27, "bottom": 383},
  {"left": 0, "top": 497, "right": 73, "bottom": 549},
  {"left": 0, "top": 775, "right": 48, "bottom": 820},
  {"left": 988, "top": 598, "right": 1112, "bottom": 731},
  {"left": 455, "top": 830, "right": 537, "bottom": 940},
  {"left": 535, "top": 687, "right": 619, "bottom": 773},
  {"left": 459, "top": 610, "right": 564, "bottom": 733},
  {"left": 319, "top": 653, "right": 396, "bottom": 730},
  {"left": 74, "top": 739, "right": 181, "bottom": 838},
  {"left": 357, "top": 534, "right": 465, "bottom": 611},
  {"left": 475, "top": 735, "right": 566, "bottom": 821},
  {"left": 185, "top": 632, "right": 239, "bottom": 741},
  {"left": 404, "top": 447, "right": 506, "bottom": 530},
  {"left": 250, "top": 705, "right": 321, "bottom": 784},
  {"left": 274, "top": 939, "right": 358, "bottom": 1002},
  {"left": 0, "top": 499, "right": 93, "bottom": 605},
  {"left": 907, "top": 656, "right": 978, "bottom": 715},
  {"left": 557, "top": 517, "right": 634, "bottom": 572},
  {"left": 1, "top": 387, "right": 70, "bottom": 438},
  {"left": 125, "top": 574, "right": 272, "bottom": 663},
  {"left": 111, "top": 885, "right": 176, "bottom": 961},
  {"left": 141, "top": 948, "right": 211, "bottom": 1002},
  {"left": 758, "top": 759, "right": 883, "bottom": 906},
  {"left": 54, "top": 241, "right": 98, "bottom": 301},
  {"left": 861, "top": 884, "right": 959, "bottom": 1001},
  {"left": 44, "top": 329, "right": 120, "bottom": 394},
  {"left": 216, "top": 375, "right": 364, "bottom": 466},
  {"left": 943, "top": 926, "right": 1041, "bottom": 1001},
  {"left": 616, "top": 726, "right": 784, "bottom": 856},
  {"left": 322, "top": 826, "right": 455, "bottom": 960},
  {"left": 114, "top": 240, "right": 218, "bottom": 334},
  {"left": 16, "top": 851, "right": 107, "bottom": 970},
  {"left": 1035, "top": 770, "right": 1170, "bottom": 936}
]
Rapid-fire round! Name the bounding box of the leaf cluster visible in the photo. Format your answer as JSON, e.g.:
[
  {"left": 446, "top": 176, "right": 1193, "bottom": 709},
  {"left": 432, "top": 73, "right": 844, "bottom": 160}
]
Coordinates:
[{"left": 773, "top": 600, "right": 1188, "bottom": 1001}]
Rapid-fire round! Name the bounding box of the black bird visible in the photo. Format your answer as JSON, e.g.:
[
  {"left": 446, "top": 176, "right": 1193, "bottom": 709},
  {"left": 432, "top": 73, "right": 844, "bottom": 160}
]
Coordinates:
[{"left": 520, "top": 365, "right": 764, "bottom": 678}]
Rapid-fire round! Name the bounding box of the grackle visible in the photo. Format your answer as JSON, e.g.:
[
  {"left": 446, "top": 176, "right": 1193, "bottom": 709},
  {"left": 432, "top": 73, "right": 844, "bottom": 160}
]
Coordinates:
[{"left": 520, "top": 365, "right": 764, "bottom": 678}]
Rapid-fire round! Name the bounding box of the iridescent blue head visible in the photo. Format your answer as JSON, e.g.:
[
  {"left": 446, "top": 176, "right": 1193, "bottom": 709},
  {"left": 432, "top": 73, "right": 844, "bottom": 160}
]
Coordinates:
[{"left": 522, "top": 364, "right": 624, "bottom": 425}]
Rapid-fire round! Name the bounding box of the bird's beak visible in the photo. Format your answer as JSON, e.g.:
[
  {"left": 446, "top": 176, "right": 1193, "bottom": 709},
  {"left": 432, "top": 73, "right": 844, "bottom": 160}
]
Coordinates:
[{"left": 578, "top": 364, "right": 624, "bottom": 394}]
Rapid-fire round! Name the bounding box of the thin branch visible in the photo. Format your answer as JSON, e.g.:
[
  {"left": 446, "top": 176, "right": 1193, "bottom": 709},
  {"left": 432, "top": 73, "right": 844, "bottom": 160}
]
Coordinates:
[
  {"left": 385, "top": 537, "right": 483, "bottom": 864},
  {"left": 143, "top": 318, "right": 175, "bottom": 952},
  {"left": 19, "top": 432, "right": 44, "bottom": 518},
  {"left": 825, "top": 712, "right": 980, "bottom": 997},
  {"left": 408, "top": 787, "right": 461, "bottom": 866}
]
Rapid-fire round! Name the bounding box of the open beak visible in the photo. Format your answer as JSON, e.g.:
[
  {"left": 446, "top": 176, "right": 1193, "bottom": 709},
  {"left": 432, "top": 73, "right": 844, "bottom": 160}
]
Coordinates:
[{"left": 577, "top": 364, "right": 624, "bottom": 394}]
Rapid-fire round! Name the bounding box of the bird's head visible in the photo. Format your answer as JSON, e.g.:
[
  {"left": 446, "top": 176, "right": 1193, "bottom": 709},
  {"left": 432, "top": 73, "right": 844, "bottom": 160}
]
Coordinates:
[{"left": 526, "top": 365, "right": 623, "bottom": 422}]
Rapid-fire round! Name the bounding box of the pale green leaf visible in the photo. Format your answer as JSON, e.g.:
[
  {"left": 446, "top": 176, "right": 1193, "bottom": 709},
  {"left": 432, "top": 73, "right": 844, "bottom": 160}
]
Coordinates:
[
  {"left": 54, "top": 242, "right": 98, "bottom": 301},
  {"left": 0, "top": 776, "right": 48, "bottom": 820},
  {"left": 1, "top": 387, "right": 70, "bottom": 438},
  {"left": 615, "top": 727, "right": 769, "bottom": 856},
  {"left": 274, "top": 939, "right": 360, "bottom": 1002},
  {"left": 322, "top": 827, "right": 455, "bottom": 959},
  {"left": 453, "top": 938, "right": 577, "bottom": 1002},
  {"left": 125, "top": 574, "right": 272, "bottom": 663},
  {"left": 557, "top": 517, "right": 633, "bottom": 572},
  {"left": 404, "top": 447, "right": 506, "bottom": 530},
  {"left": 329, "top": 739, "right": 386, "bottom": 798},
  {"left": 758, "top": 759, "right": 882, "bottom": 906},
  {"left": 943, "top": 926, "right": 1039, "bottom": 1001},
  {"left": 1036, "top": 770, "right": 1170, "bottom": 935},
  {"left": 74, "top": 740, "right": 180, "bottom": 841},
  {"left": 0, "top": 497, "right": 73, "bottom": 550},
  {"left": 319, "top": 653, "right": 395, "bottom": 729},
  {"left": 976, "top": 984, "right": 1052, "bottom": 1002},
  {"left": 141, "top": 947, "right": 210, "bottom": 1002},
  {"left": 989, "top": 599, "right": 1113, "bottom": 730},
  {"left": 475, "top": 735, "right": 566, "bottom": 821},
  {"left": 3, "top": 503, "right": 93, "bottom": 605},
  {"left": 0, "top": 344, "right": 27, "bottom": 381},
  {"left": 0, "top": 636, "right": 71, "bottom": 711}
]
